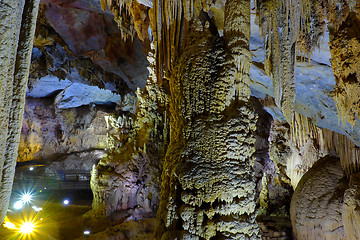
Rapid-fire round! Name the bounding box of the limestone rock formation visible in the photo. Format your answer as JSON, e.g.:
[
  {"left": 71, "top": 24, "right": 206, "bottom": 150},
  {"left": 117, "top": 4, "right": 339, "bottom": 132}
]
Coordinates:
[
  {"left": 88, "top": 45, "right": 168, "bottom": 228},
  {"left": 342, "top": 172, "right": 360, "bottom": 240},
  {"left": 18, "top": 97, "right": 116, "bottom": 163},
  {"left": 155, "top": 1, "right": 261, "bottom": 237},
  {"left": 290, "top": 156, "right": 348, "bottom": 240},
  {"left": 41, "top": 0, "right": 150, "bottom": 90},
  {"left": 0, "top": 0, "right": 40, "bottom": 224}
]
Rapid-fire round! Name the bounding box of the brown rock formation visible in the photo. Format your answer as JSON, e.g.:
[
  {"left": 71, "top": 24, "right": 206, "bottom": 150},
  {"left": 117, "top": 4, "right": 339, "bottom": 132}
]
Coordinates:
[
  {"left": 329, "top": 1, "right": 360, "bottom": 130},
  {"left": 18, "top": 98, "right": 116, "bottom": 162},
  {"left": 88, "top": 46, "right": 168, "bottom": 228}
]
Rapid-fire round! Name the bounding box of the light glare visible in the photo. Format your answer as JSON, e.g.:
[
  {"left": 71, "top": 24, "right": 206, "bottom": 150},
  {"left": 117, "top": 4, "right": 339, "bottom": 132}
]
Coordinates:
[
  {"left": 20, "top": 222, "right": 34, "bottom": 234},
  {"left": 21, "top": 193, "right": 32, "bottom": 203},
  {"left": 84, "top": 230, "right": 90, "bottom": 235},
  {"left": 14, "top": 201, "right": 23, "bottom": 210},
  {"left": 32, "top": 206, "right": 42, "bottom": 212},
  {"left": 3, "top": 221, "right": 16, "bottom": 230},
  {"left": 63, "top": 199, "right": 69, "bottom": 205}
]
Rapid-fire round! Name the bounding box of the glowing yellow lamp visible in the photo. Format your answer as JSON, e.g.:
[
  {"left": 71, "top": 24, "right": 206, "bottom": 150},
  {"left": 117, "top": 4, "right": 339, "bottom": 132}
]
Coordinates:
[
  {"left": 3, "top": 221, "right": 16, "bottom": 230},
  {"left": 19, "top": 222, "right": 34, "bottom": 234}
]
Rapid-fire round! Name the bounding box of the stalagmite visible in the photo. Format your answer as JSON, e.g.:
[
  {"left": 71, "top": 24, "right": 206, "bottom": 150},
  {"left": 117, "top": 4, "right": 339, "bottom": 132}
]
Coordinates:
[
  {"left": 82, "top": 0, "right": 360, "bottom": 238},
  {"left": 0, "top": 0, "right": 40, "bottom": 224},
  {"left": 155, "top": 0, "right": 260, "bottom": 238}
]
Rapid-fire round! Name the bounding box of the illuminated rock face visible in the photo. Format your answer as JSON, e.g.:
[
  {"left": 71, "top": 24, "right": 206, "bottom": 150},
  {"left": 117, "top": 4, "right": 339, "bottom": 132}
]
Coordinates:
[
  {"left": 329, "top": 1, "right": 360, "bottom": 141},
  {"left": 18, "top": 97, "right": 115, "bottom": 163},
  {"left": 156, "top": 1, "right": 260, "bottom": 237},
  {"left": 89, "top": 46, "right": 168, "bottom": 228}
]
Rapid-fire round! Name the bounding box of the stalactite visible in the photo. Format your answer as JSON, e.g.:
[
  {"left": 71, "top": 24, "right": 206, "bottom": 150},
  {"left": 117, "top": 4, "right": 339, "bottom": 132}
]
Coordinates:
[
  {"left": 323, "top": 129, "right": 360, "bottom": 175},
  {"left": 256, "top": 0, "right": 326, "bottom": 123},
  {"left": 290, "top": 112, "right": 360, "bottom": 177},
  {"left": 150, "top": 0, "right": 186, "bottom": 81},
  {"left": 256, "top": 0, "right": 299, "bottom": 123},
  {"left": 296, "top": 0, "right": 326, "bottom": 58},
  {"left": 0, "top": 0, "right": 40, "bottom": 224},
  {"left": 149, "top": 0, "right": 227, "bottom": 81},
  {"left": 100, "top": 0, "right": 136, "bottom": 41}
]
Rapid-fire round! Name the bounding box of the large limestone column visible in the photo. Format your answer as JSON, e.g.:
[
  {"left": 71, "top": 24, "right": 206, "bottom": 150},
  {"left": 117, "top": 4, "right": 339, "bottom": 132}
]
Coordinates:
[
  {"left": 156, "top": 0, "right": 260, "bottom": 239},
  {"left": 0, "top": 0, "right": 40, "bottom": 224},
  {"left": 329, "top": 1, "right": 360, "bottom": 157},
  {"left": 327, "top": 2, "right": 360, "bottom": 239}
]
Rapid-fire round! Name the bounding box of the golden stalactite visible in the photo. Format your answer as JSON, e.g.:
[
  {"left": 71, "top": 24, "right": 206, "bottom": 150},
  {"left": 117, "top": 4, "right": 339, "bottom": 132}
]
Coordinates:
[
  {"left": 149, "top": 0, "right": 221, "bottom": 83},
  {"left": 150, "top": 0, "right": 185, "bottom": 83},
  {"left": 256, "top": 0, "right": 298, "bottom": 124},
  {"left": 296, "top": 0, "right": 327, "bottom": 59},
  {"left": 130, "top": 1, "right": 150, "bottom": 41},
  {"left": 100, "top": 0, "right": 136, "bottom": 41}
]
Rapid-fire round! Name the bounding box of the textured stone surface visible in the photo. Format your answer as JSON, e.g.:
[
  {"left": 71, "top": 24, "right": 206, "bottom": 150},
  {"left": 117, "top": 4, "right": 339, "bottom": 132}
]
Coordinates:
[
  {"left": 5, "top": 0, "right": 360, "bottom": 238},
  {"left": 256, "top": 0, "right": 298, "bottom": 123},
  {"left": 89, "top": 46, "right": 168, "bottom": 227},
  {"left": 155, "top": 3, "right": 260, "bottom": 235},
  {"left": 329, "top": 1, "right": 360, "bottom": 129},
  {"left": 55, "top": 83, "right": 121, "bottom": 109},
  {"left": 342, "top": 172, "right": 360, "bottom": 240},
  {"left": 290, "top": 156, "right": 347, "bottom": 240},
  {"left": 253, "top": 100, "right": 293, "bottom": 239},
  {"left": 0, "top": 0, "right": 39, "bottom": 224},
  {"left": 18, "top": 97, "right": 121, "bottom": 162}
]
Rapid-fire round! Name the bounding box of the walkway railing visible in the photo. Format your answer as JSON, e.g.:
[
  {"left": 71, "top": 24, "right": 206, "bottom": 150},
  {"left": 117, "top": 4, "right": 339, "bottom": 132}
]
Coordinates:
[{"left": 13, "top": 170, "right": 91, "bottom": 190}]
